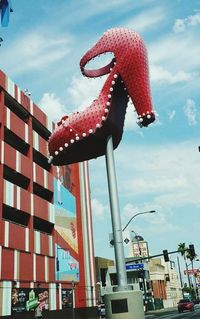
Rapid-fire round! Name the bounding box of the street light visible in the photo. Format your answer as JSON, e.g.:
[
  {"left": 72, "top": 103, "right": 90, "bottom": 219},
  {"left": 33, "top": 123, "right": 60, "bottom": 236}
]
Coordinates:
[{"left": 122, "top": 210, "right": 156, "bottom": 232}]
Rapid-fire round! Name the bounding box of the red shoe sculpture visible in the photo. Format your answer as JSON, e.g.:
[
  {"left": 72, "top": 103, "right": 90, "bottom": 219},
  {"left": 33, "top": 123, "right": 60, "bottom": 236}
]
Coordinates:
[{"left": 48, "top": 28, "right": 155, "bottom": 165}]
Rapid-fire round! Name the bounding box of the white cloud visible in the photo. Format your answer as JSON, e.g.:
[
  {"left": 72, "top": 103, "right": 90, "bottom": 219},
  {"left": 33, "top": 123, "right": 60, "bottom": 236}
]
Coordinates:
[
  {"left": 38, "top": 93, "right": 67, "bottom": 122},
  {"left": 146, "top": 212, "right": 181, "bottom": 234},
  {"left": 124, "top": 102, "right": 142, "bottom": 131},
  {"left": 115, "top": 139, "right": 200, "bottom": 210},
  {"left": 0, "top": 30, "right": 73, "bottom": 76},
  {"left": 91, "top": 198, "right": 108, "bottom": 220},
  {"left": 148, "top": 33, "right": 200, "bottom": 75},
  {"left": 150, "top": 65, "right": 197, "bottom": 84},
  {"left": 121, "top": 203, "right": 180, "bottom": 236},
  {"left": 183, "top": 99, "right": 198, "bottom": 126},
  {"left": 66, "top": 75, "right": 103, "bottom": 111},
  {"left": 125, "top": 6, "right": 166, "bottom": 33},
  {"left": 122, "top": 175, "right": 188, "bottom": 197},
  {"left": 154, "top": 190, "right": 200, "bottom": 208},
  {"left": 168, "top": 110, "right": 176, "bottom": 121},
  {"left": 90, "top": 138, "right": 200, "bottom": 214},
  {"left": 173, "top": 19, "right": 186, "bottom": 33},
  {"left": 122, "top": 203, "right": 140, "bottom": 220},
  {"left": 121, "top": 203, "right": 156, "bottom": 227},
  {"left": 173, "top": 12, "right": 200, "bottom": 33}
]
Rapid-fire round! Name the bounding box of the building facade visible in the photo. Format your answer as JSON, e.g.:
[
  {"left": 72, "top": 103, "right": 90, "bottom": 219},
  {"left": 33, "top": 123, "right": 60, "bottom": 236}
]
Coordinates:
[
  {"left": 149, "top": 258, "right": 182, "bottom": 308},
  {"left": 0, "top": 70, "right": 96, "bottom": 318},
  {"left": 95, "top": 256, "right": 154, "bottom": 311}
]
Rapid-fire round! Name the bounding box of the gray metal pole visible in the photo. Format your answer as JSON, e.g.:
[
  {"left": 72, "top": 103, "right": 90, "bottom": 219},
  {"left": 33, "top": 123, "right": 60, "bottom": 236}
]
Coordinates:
[
  {"left": 177, "top": 256, "right": 184, "bottom": 297},
  {"left": 105, "top": 135, "right": 128, "bottom": 291}
]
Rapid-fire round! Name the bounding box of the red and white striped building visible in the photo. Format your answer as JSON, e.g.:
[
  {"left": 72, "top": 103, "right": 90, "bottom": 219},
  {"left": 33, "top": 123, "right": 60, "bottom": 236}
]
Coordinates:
[{"left": 0, "top": 70, "right": 96, "bottom": 317}]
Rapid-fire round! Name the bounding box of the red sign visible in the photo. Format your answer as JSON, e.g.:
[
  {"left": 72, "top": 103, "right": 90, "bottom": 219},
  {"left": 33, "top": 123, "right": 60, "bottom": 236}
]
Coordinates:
[{"left": 184, "top": 269, "right": 200, "bottom": 275}]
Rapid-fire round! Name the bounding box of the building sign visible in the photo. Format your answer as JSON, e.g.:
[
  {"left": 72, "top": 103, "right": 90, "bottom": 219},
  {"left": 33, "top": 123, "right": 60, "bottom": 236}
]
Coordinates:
[
  {"left": 11, "top": 288, "right": 49, "bottom": 313},
  {"left": 184, "top": 269, "right": 200, "bottom": 275},
  {"left": 62, "top": 289, "right": 73, "bottom": 308},
  {"left": 126, "top": 263, "right": 144, "bottom": 270},
  {"left": 196, "top": 271, "right": 200, "bottom": 283},
  {"left": 56, "top": 244, "right": 79, "bottom": 282},
  {"left": 54, "top": 177, "right": 78, "bottom": 253},
  {"left": 132, "top": 241, "right": 149, "bottom": 258}
]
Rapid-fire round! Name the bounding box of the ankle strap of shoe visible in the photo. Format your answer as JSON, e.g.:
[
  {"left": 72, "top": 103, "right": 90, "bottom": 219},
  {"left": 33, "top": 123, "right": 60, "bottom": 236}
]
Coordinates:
[{"left": 80, "top": 57, "right": 116, "bottom": 78}]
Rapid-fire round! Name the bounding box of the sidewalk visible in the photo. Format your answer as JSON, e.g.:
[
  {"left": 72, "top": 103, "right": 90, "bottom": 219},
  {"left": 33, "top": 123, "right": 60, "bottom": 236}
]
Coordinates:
[{"left": 145, "top": 306, "right": 177, "bottom": 317}]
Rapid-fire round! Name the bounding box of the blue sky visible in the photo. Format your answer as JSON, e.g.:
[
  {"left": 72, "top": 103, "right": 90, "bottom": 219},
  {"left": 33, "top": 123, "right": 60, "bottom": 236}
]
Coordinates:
[{"left": 1, "top": 1, "right": 200, "bottom": 277}]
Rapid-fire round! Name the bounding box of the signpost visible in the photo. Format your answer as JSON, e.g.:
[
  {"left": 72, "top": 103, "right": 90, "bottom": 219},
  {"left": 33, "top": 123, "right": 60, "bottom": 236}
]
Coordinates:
[{"left": 126, "top": 264, "right": 144, "bottom": 271}]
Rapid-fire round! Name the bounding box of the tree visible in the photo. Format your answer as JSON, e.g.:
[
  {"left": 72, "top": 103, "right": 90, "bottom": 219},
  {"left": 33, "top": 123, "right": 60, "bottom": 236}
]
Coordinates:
[
  {"left": 178, "top": 243, "right": 198, "bottom": 299},
  {"left": 178, "top": 243, "right": 191, "bottom": 288},
  {"left": 186, "top": 249, "right": 197, "bottom": 262},
  {"left": 178, "top": 242, "right": 187, "bottom": 256}
]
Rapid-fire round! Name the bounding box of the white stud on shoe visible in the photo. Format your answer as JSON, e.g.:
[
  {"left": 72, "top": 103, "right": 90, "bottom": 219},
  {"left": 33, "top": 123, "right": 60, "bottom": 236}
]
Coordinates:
[{"left": 59, "top": 147, "right": 63, "bottom": 151}]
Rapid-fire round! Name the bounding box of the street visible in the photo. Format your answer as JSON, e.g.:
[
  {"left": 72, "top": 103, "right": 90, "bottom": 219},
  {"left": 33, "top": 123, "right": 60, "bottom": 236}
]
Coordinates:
[{"left": 145, "top": 305, "right": 200, "bottom": 318}]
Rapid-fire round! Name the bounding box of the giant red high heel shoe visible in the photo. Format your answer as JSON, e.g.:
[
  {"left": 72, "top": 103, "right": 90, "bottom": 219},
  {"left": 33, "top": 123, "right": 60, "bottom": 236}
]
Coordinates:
[{"left": 48, "top": 28, "right": 155, "bottom": 165}]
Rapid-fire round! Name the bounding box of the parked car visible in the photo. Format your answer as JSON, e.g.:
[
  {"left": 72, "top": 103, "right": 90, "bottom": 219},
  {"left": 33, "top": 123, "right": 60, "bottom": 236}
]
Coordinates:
[
  {"left": 97, "top": 303, "right": 105, "bottom": 317},
  {"left": 177, "top": 299, "right": 194, "bottom": 313}
]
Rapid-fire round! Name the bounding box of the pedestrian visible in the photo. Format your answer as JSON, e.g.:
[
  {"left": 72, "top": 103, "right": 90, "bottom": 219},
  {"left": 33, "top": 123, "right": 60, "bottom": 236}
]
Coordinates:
[{"left": 35, "top": 304, "right": 43, "bottom": 319}]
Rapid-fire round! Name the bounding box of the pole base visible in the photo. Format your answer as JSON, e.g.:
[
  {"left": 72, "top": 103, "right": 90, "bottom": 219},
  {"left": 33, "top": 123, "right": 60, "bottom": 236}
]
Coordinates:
[{"left": 104, "top": 290, "right": 145, "bottom": 319}]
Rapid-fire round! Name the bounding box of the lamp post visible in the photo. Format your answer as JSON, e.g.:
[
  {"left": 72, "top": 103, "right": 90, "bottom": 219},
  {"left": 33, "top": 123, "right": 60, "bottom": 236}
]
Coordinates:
[
  {"left": 187, "top": 259, "right": 199, "bottom": 299},
  {"left": 122, "top": 211, "right": 155, "bottom": 312},
  {"left": 72, "top": 280, "right": 75, "bottom": 319},
  {"left": 122, "top": 210, "right": 156, "bottom": 232}
]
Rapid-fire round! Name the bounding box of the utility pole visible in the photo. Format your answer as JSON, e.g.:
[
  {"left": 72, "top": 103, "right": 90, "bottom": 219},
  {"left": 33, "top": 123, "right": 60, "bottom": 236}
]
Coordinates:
[{"left": 177, "top": 256, "right": 184, "bottom": 297}]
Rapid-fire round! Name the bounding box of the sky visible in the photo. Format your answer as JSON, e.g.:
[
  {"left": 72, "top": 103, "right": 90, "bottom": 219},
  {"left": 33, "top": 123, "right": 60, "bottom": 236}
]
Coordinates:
[{"left": 0, "top": 0, "right": 200, "bottom": 279}]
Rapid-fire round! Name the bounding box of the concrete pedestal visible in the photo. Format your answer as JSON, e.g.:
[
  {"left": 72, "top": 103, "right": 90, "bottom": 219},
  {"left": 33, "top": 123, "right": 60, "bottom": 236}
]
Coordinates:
[{"left": 104, "top": 290, "right": 145, "bottom": 319}]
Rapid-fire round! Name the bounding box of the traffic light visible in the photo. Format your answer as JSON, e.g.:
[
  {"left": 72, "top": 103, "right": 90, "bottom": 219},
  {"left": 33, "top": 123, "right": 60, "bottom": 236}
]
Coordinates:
[
  {"left": 163, "top": 250, "right": 169, "bottom": 262},
  {"left": 189, "top": 244, "right": 196, "bottom": 258},
  {"left": 110, "top": 239, "right": 114, "bottom": 246},
  {"left": 138, "top": 269, "right": 145, "bottom": 278}
]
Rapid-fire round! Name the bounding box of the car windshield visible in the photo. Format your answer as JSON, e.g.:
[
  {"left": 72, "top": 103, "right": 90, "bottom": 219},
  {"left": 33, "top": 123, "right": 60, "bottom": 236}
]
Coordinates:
[{"left": 179, "top": 299, "right": 190, "bottom": 303}]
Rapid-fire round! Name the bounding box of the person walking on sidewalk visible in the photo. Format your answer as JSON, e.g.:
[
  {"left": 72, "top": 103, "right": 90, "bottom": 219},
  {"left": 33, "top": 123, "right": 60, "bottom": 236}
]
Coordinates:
[{"left": 35, "top": 304, "right": 43, "bottom": 319}]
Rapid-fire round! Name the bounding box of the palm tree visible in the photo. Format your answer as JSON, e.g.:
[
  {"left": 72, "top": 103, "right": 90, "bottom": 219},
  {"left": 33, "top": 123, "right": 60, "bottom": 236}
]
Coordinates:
[
  {"left": 186, "top": 248, "right": 198, "bottom": 299},
  {"left": 186, "top": 249, "right": 198, "bottom": 263},
  {"left": 178, "top": 243, "right": 191, "bottom": 288},
  {"left": 178, "top": 243, "right": 187, "bottom": 256}
]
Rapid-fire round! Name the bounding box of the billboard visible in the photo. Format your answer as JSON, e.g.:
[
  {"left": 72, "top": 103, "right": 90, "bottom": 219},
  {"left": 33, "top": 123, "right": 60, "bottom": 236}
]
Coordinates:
[
  {"left": 54, "top": 176, "right": 78, "bottom": 253},
  {"left": 11, "top": 288, "right": 49, "bottom": 313},
  {"left": 131, "top": 241, "right": 149, "bottom": 258},
  {"left": 184, "top": 269, "right": 200, "bottom": 275},
  {"left": 62, "top": 289, "right": 73, "bottom": 308},
  {"left": 56, "top": 244, "right": 79, "bottom": 282}
]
